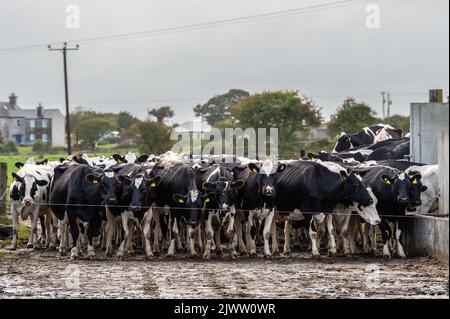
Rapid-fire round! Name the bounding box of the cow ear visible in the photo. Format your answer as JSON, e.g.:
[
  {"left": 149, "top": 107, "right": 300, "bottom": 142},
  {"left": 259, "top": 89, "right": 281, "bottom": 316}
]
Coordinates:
[
  {"left": 36, "top": 180, "right": 48, "bottom": 187},
  {"left": 307, "top": 153, "right": 317, "bottom": 160},
  {"left": 112, "top": 154, "right": 125, "bottom": 163},
  {"left": 37, "top": 159, "right": 48, "bottom": 165},
  {"left": 118, "top": 175, "right": 132, "bottom": 185},
  {"left": 148, "top": 176, "right": 161, "bottom": 188},
  {"left": 340, "top": 170, "right": 348, "bottom": 181},
  {"left": 232, "top": 179, "right": 245, "bottom": 190},
  {"left": 202, "top": 192, "right": 215, "bottom": 203},
  {"left": 409, "top": 174, "right": 422, "bottom": 185},
  {"left": 277, "top": 163, "right": 287, "bottom": 173},
  {"left": 202, "top": 182, "right": 216, "bottom": 192},
  {"left": 12, "top": 172, "right": 22, "bottom": 182},
  {"left": 86, "top": 174, "right": 101, "bottom": 184},
  {"left": 59, "top": 157, "right": 66, "bottom": 163},
  {"left": 136, "top": 155, "right": 149, "bottom": 164},
  {"left": 421, "top": 186, "right": 428, "bottom": 192},
  {"left": 248, "top": 163, "right": 260, "bottom": 174},
  {"left": 15, "top": 162, "right": 24, "bottom": 169},
  {"left": 173, "top": 194, "right": 186, "bottom": 204},
  {"left": 382, "top": 175, "right": 394, "bottom": 186}
]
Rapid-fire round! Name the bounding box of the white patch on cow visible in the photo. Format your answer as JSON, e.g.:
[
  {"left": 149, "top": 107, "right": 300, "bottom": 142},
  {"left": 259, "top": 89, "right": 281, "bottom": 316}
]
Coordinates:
[
  {"left": 261, "top": 159, "right": 275, "bottom": 176},
  {"left": 374, "top": 128, "right": 393, "bottom": 143},
  {"left": 405, "top": 132, "right": 411, "bottom": 138},
  {"left": 406, "top": 165, "right": 439, "bottom": 214},
  {"left": 104, "top": 171, "right": 114, "bottom": 178},
  {"left": 190, "top": 190, "right": 199, "bottom": 202},
  {"left": 134, "top": 176, "right": 143, "bottom": 188},
  {"left": 376, "top": 123, "right": 396, "bottom": 130},
  {"left": 206, "top": 166, "right": 220, "bottom": 182},
  {"left": 124, "top": 152, "right": 138, "bottom": 163},
  {"left": 355, "top": 174, "right": 363, "bottom": 182},
  {"left": 398, "top": 172, "right": 405, "bottom": 180},
  {"left": 363, "top": 126, "right": 375, "bottom": 137},
  {"left": 354, "top": 188, "right": 380, "bottom": 225},
  {"left": 316, "top": 160, "right": 347, "bottom": 175}
]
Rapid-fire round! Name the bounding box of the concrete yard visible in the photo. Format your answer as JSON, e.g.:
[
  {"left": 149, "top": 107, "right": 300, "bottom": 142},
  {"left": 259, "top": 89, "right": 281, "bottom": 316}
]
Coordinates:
[{"left": 0, "top": 248, "right": 448, "bottom": 299}]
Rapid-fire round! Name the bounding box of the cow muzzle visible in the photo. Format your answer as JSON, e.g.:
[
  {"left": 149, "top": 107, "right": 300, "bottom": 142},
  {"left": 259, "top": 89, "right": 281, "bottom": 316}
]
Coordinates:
[
  {"left": 263, "top": 187, "right": 275, "bottom": 197},
  {"left": 398, "top": 197, "right": 409, "bottom": 205},
  {"left": 106, "top": 197, "right": 117, "bottom": 205},
  {"left": 22, "top": 198, "right": 33, "bottom": 206}
]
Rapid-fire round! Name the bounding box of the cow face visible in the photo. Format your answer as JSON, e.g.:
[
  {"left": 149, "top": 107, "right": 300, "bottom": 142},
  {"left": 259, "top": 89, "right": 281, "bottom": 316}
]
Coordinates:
[
  {"left": 407, "top": 171, "right": 426, "bottom": 209},
  {"left": 248, "top": 160, "right": 287, "bottom": 197},
  {"left": 341, "top": 171, "right": 373, "bottom": 207},
  {"left": 352, "top": 187, "right": 381, "bottom": 225},
  {"left": 120, "top": 173, "right": 161, "bottom": 213},
  {"left": 11, "top": 173, "right": 48, "bottom": 206},
  {"left": 334, "top": 134, "right": 352, "bottom": 153},
  {"left": 382, "top": 171, "right": 420, "bottom": 209},
  {"left": 203, "top": 177, "right": 245, "bottom": 216},
  {"left": 86, "top": 170, "right": 121, "bottom": 206},
  {"left": 173, "top": 190, "right": 212, "bottom": 227}
]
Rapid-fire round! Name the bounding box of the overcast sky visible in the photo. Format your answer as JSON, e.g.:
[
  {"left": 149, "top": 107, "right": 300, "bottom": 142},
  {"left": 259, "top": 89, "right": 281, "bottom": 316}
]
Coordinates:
[{"left": 0, "top": 0, "right": 448, "bottom": 124}]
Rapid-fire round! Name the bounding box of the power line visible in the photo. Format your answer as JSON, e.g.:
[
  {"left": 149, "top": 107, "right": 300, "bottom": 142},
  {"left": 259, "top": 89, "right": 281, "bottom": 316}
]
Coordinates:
[{"left": 0, "top": 0, "right": 371, "bottom": 55}]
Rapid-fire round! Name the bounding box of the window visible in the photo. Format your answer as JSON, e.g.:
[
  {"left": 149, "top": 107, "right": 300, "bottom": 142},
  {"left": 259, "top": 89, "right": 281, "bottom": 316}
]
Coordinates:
[
  {"left": 30, "top": 119, "right": 35, "bottom": 128},
  {"left": 42, "top": 119, "right": 48, "bottom": 128},
  {"left": 16, "top": 120, "right": 21, "bottom": 127},
  {"left": 42, "top": 133, "right": 48, "bottom": 143},
  {"left": 29, "top": 134, "right": 35, "bottom": 142}
]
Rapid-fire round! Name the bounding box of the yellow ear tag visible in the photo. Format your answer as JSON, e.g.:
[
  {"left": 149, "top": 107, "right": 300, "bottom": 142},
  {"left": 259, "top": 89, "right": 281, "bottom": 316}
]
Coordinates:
[
  {"left": 204, "top": 198, "right": 210, "bottom": 203},
  {"left": 412, "top": 179, "right": 418, "bottom": 185},
  {"left": 92, "top": 179, "right": 99, "bottom": 184},
  {"left": 384, "top": 179, "right": 392, "bottom": 185},
  {"left": 150, "top": 182, "right": 156, "bottom": 188},
  {"left": 252, "top": 168, "right": 258, "bottom": 173},
  {"left": 178, "top": 199, "right": 185, "bottom": 204}
]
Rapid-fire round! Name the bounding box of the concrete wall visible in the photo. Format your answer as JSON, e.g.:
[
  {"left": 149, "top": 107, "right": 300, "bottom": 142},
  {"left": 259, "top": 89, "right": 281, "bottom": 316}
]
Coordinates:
[
  {"left": 403, "top": 215, "right": 449, "bottom": 264},
  {"left": 410, "top": 103, "right": 449, "bottom": 164},
  {"left": 438, "top": 132, "right": 449, "bottom": 215}
]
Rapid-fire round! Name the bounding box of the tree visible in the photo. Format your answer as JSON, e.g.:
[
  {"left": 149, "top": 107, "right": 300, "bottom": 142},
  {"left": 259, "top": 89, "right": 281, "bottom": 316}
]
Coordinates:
[
  {"left": 194, "top": 89, "right": 250, "bottom": 125},
  {"left": 148, "top": 106, "right": 174, "bottom": 123},
  {"left": 232, "top": 91, "right": 322, "bottom": 158},
  {"left": 137, "top": 121, "right": 173, "bottom": 154},
  {"left": 117, "top": 111, "right": 135, "bottom": 130},
  {"left": 383, "top": 115, "right": 410, "bottom": 134},
  {"left": 78, "top": 118, "right": 114, "bottom": 149},
  {"left": 327, "top": 97, "right": 378, "bottom": 137}
]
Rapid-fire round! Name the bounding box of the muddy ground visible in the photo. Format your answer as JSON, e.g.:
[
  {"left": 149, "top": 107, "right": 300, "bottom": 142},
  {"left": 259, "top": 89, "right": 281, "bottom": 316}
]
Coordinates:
[{"left": 0, "top": 247, "right": 448, "bottom": 299}]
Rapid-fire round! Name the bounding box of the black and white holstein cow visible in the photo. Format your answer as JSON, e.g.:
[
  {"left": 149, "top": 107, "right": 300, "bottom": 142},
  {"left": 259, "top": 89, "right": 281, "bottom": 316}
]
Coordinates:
[
  {"left": 232, "top": 159, "right": 287, "bottom": 258},
  {"left": 359, "top": 166, "right": 425, "bottom": 258},
  {"left": 111, "top": 163, "right": 161, "bottom": 259},
  {"left": 10, "top": 163, "right": 53, "bottom": 250},
  {"left": 332, "top": 124, "right": 402, "bottom": 153},
  {"left": 49, "top": 164, "right": 122, "bottom": 259},
  {"left": 198, "top": 164, "right": 245, "bottom": 259},
  {"left": 275, "top": 160, "right": 373, "bottom": 258},
  {"left": 151, "top": 163, "right": 212, "bottom": 258}
]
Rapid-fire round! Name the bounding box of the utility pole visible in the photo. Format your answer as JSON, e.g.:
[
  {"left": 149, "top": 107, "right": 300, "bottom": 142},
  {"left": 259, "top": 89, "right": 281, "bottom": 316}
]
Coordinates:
[
  {"left": 49, "top": 42, "right": 79, "bottom": 155},
  {"left": 381, "top": 91, "right": 386, "bottom": 120},
  {"left": 387, "top": 93, "right": 392, "bottom": 118}
]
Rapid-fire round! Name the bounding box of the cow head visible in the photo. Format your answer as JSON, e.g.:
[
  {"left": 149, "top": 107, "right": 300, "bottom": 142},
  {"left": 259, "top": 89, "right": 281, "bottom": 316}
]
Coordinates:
[
  {"left": 352, "top": 187, "right": 381, "bottom": 225},
  {"left": 334, "top": 134, "right": 352, "bottom": 153},
  {"left": 203, "top": 177, "right": 245, "bottom": 216},
  {"left": 341, "top": 171, "right": 373, "bottom": 207},
  {"left": 11, "top": 172, "right": 48, "bottom": 206},
  {"left": 86, "top": 169, "right": 121, "bottom": 206},
  {"left": 248, "top": 160, "right": 287, "bottom": 198},
  {"left": 173, "top": 190, "right": 212, "bottom": 227},
  {"left": 120, "top": 172, "right": 161, "bottom": 213},
  {"left": 381, "top": 171, "right": 424, "bottom": 210}
]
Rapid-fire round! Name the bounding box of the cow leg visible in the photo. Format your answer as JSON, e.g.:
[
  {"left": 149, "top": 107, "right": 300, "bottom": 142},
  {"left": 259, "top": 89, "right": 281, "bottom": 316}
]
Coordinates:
[
  {"left": 370, "top": 225, "right": 377, "bottom": 254},
  {"left": 394, "top": 221, "right": 406, "bottom": 259},
  {"left": 126, "top": 221, "right": 135, "bottom": 256},
  {"left": 379, "top": 219, "right": 392, "bottom": 258},
  {"left": 59, "top": 213, "right": 69, "bottom": 255},
  {"left": 152, "top": 209, "right": 162, "bottom": 256},
  {"left": 283, "top": 219, "right": 291, "bottom": 256},
  {"left": 10, "top": 204, "right": 20, "bottom": 250},
  {"left": 341, "top": 214, "right": 352, "bottom": 257},
  {"left": 167, "top": 217, "right": 179, "bottom": 258},
  {"left": 246, "top": 210, "right": 257, "bottom": 257},
  {"left": 234, "top": 213, "right": 247, "bottom": 256},
  {"left": 213, "top": 219, "right": 223, "bottom": 257},
  {"left": 68, "top": 216, "right": 80, "bottom": 260},
  {"left": 44, "top": 209, "right": 52, "bottom": 248},
  {"left": 326, "top": 214, "right": 337, "bottom": 257},
  {"left": 105, "top": 209, "right": 116, "bottom": 257},
  {"left": 116, "top": 211, "right": 131, "bottom": 260},
  {"left": 49, "top": 212, "right": 59, "bottom": 250},
  {"left": 309, "top": 218, "right": 320, "bottom": 258},
  {"left": 262, "top": 209, "right": 274, "bottom": 259},
  {"left": 361, "top": 223, "right": 371, "bottom": 254},
  {"left": 271, "top": 214, "right": 279, "bottom": 256},
  {"left": 142, "top": 209, "right": 154, "bottom": 259},
  {"left": 203, "top": 211, "right": 214, "bottom": 259},
  {"left": 38, "top": 215, "right": 46, "bottom": 245},
  {"left": 86, "top": 219, "right": 101, "bottom": 260},
  {"left": 30, "top": 207, "right": 41, "bottom": 249},
  {"left": 348, "top": 218, "right": 359, "bottom": 255},
  {"left": 226, "top": 210, "right": 238, "bottom": 260},
  {"left": 187, "top": 224, "right": 197, "bottom": 258}
]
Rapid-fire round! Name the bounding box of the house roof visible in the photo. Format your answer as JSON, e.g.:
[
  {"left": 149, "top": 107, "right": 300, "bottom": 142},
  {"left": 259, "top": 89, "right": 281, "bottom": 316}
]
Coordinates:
[{"left": 0, "top": 100, "right": 64, "bottom": 119}]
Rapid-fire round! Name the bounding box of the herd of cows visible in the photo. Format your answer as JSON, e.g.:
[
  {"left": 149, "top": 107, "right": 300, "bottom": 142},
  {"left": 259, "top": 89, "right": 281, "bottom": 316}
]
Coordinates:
[{"left": 8, "top": 124, "right": 439, "bottom": 261}]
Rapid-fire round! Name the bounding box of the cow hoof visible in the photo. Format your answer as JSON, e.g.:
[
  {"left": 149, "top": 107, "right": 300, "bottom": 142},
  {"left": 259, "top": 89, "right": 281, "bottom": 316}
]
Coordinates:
[
  {"left": 283, "top": 251, "right": 292, "bottom": 257},
  {"left": 127, "top": 251, "right": 135, "bottom": 257},
  {"left": 145, "top": 255, "right": 154, "bottom": 260},
  {"left": 88, "top": 253, "right": 96, "bottom": 260},
  {"left": 203, "top": 253, "right": 211, "bottom": 260},
  {"left": 166, "top": 253, "right": 175, "bottom": 259},
  {"left": 8, "top": 245, "right": 17, "bottom": 251},
  {"left": 272, "top": 250, "right": 280, "bottom": 256},
  {"left": 70, "top": 253, "right": 78, "bottom": 260},
  {"left": 215, "top": 250, "right": 223, "bottom": 257},
  {"left": 249, "top": 252, "right": 257, "bottom": 258},
  {"left": 328, "top": 251, "right": 337, "bottom": 258},
  {"left": 230, "top": 251, "right": 238, "bottom": 260},
  {"left": 263, "top": 254, "right": 272, "bottom": 260},
  {"left": 26, "top": 243, "right": 33, "bottom": 249},
  {"left": 59, "top": 250, "right": 67, "bottom": 256},
  {"left": 240, "top": 252, "right": 249, "bottom": 257},
  {"left": 33, "top": 244, "right": 41, "bottom": 250},
  {"left": 383, "top": 254, "right": 391, "bottom": 259},
  {"left": 312, "top": 254, "right": 321, "bottom": 259},
  {"left": 116, "top": 254, "right": 124, "bottom": 261},
  {"left": 48, "top": 244, "right": 56, "bottom": 250}
]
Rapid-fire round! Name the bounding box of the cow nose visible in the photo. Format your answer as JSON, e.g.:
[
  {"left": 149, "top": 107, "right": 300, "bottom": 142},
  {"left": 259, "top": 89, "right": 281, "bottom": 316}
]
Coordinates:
[
  {"left": 414, "top": 200, "right": 422, "bottom": 206},
  {"left": 368, "top": 199, "right": 374, "bottom": 206},
  {"left": 107, "top": 197, "right": 117, "bottom": 205},
  {"left": 189, "top": 220, "right": 199, "bottom": 227},
  {"left": 399, "top": 197, "right": 409, "bottom": 204},
  {"left": 222, "top": 204, "right": 230, "bottom": 212},
  {"left": 23, "top": 198, "right": 32, "bottom": 206},
  {"left": 130, "top": 206, "right": 139, "bottom": 212},
  {"left": 375, "top": 219, "right": 381, "bottom": 225}
]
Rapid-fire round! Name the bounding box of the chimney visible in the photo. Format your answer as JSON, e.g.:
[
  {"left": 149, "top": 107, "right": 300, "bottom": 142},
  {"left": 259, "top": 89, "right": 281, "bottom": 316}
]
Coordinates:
[
  {"left": 37, "top": 103, "right": 43, "bottom": 118},
  {"left": 9, "top": 93, "right": 17, "bottom": 106}
]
